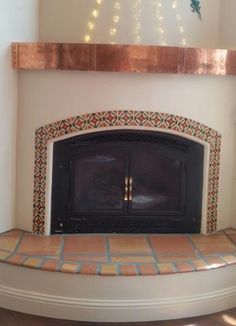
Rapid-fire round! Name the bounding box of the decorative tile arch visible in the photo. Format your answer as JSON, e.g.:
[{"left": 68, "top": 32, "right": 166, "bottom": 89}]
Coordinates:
[{"left": 33, "top": 110, "right": 221, "bottom": 235}]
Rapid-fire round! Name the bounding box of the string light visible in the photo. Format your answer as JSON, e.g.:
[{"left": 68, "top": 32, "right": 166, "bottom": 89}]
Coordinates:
[
  {"left": 171, "top": 0, "right": 187, "bottom": 46},
  {"left": 109, "top": 1, "right": 121, "bottom": 44},
  {"left": 152, "top": 0, "right": 166, "bottom": 46},
  {"left": 133, "top": 0, "right": 142, "bottom": 44},
  {"left": 84, "top": 0, "right": 103, "bottom": 43}
]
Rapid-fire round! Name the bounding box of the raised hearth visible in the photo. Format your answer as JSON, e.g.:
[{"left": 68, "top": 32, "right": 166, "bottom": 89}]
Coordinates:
[{"left": 1, "top": 229, "right": 236, "bottom": 276}]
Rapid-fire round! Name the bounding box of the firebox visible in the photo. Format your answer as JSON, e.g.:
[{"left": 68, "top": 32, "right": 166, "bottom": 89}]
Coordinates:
[{"left": 51, "top": 130, "right": 204, "bottom": 234}]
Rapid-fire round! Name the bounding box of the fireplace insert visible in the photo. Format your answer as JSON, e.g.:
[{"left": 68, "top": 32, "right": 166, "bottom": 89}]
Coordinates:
[{"left": 51, "top": 130, "right": 204, "bottom": 234}]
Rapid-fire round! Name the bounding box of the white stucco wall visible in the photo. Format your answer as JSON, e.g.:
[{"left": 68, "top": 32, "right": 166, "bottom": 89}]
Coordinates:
[
  {"left": 17, "top": 71, "right": 236, "bottom": 231},
  {"left": 0, "top": 0, "right": 38, "bottom": 232},
  {"left": 39, "top": 0, "right": 221, "bottom": 48},
  {"left": 15, "top": 0, "right": 236, "bottom": 232},
  {"left": 219, "top": 0, "right": 236, "bottom": 49}
]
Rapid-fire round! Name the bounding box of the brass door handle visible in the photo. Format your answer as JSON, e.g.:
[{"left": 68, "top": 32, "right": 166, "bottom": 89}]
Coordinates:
[
  {"left": 124, "top": 177, "right": 129, "bottom": 201},
  {"left": 129, "top": 177, "right": 133, "bottom": 201}
]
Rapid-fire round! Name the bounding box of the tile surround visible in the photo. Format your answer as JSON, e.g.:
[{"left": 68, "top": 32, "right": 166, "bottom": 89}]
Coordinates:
[
  {"left": 0, "top": 229, "right": 236, "bottom": 276},
  {"left": 33, "top": 110, "right": 221, "bottom": 235}
]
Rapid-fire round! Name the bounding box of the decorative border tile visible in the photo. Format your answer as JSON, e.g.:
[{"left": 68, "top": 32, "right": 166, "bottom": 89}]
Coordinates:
[{"left": 33, "top": 110, "right": 221, "bottom": 235}]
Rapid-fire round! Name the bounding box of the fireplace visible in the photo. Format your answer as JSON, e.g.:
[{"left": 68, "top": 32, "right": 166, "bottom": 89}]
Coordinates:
[{"left": 51, "top": 130, "right": 204, "bottom": 234}]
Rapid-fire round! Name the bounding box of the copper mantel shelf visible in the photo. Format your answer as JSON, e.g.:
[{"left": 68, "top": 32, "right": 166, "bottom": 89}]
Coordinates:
[{"left": 12, "top": 42, "right": 236, "bottom": 76}]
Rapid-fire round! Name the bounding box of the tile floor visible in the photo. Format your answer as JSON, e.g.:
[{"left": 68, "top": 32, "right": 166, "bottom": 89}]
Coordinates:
[{"left": 0, "top": 229, "right": 236, "bottom": 276}]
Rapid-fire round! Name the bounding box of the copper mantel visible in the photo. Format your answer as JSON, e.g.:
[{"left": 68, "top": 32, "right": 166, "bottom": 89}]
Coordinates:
[{"left": 12, "top": 42, "right": 236, "bottom": 76}]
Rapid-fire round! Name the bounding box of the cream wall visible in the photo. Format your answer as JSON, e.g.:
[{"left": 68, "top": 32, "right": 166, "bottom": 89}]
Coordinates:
[
  {"left": 39, "top": 0, "right": 221, "bottom": 48},
  {"left": 15, "top": 0, "right": 236, "bottom": 231},
  {"left": 0, "top": 0, "right": 38, "bottom": 232},
  {"left": 17, "top": 71, "right": 236, "bottom": 231},
  {"left": 219, "top": 0, "right": 236, "bottom": 49}
]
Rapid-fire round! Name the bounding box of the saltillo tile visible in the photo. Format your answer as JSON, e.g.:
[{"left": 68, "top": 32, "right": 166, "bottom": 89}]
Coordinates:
[
  {"left": 109, "top": 236, "right": 151, "bottom": 254},
  {"left": 111, "top": 255, "right": 155, "bottom": 263},
  {"left": 6, "top": 254, "right": 26, "bottom": 266},
  {"left": 63, "top": 236, "right": 106, "bottom": 255},
  {"left": 0, "top": 236, "right": 20, "bottom": 252},
  {"left": 191, "top": 235, "right": 236, "bottom": 255},
  {"left": 120, "top": 265, "right": 138, "bottom": 276},
  {"left": 100, "top": 264, "right": 117, "bottom": 276},
  {"left": 149, "top": 236, "right": 197, "bottom": 257},
  {"left": 42, "top": 259, "right": 60, "bottom": 272},
  {"left": 139, "top": 264, "right": 157, "bottom": 275},
  {"left": 17, "top": 236, "right": 62, "bottom": 256},
  {"left": 80, "top": 263, "right": 97, "bottom": 275}
]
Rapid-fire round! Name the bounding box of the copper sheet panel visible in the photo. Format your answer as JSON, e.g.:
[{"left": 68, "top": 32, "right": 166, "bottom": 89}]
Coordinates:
[
  {"left": 225, "top": 51, "right": 236, "bottom": 75},
  {"left": 12, "top": 43, "right": 95, "bottom": 71},
  {"left": 96, "top": 44, "right": 181, "bottom": 74},
  {"left": 60, "top": 44, "right": 95, "bottom": 70},
  {"left": 184, "top": 48, "right": 208, "bottom": 75},
  {"left": 12, "top": 42, "right": 236, "bottom": 76}
]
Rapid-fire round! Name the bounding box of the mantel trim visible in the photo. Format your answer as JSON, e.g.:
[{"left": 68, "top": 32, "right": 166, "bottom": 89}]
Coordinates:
[{"left": 12, "top": 42, "right": 236, "bottom": 76}]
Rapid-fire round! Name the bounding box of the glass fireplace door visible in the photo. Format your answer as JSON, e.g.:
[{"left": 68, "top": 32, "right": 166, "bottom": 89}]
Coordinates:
[
  {"left": 69, "top": 144, "right": 129, "bottom": 217},
  {"left": 128, "top": 144, "right": 186, "bottom": 218}
]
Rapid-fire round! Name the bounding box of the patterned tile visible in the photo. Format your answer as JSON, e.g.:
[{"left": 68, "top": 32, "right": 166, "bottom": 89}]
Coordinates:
[{"left": 33, "top": 110, "right": 221, "bottom": 235}]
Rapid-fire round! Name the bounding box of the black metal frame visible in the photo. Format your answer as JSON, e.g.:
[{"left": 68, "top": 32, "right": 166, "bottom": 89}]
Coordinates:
[{"left": 51, "top": 130, "right": 204, "bottom": 234}]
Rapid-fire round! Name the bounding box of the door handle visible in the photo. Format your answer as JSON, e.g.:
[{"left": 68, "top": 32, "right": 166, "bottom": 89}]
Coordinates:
[
  {"left": 124, "top": 177, "right": 129, "bottom": 201},
  {"left": 129, "top": 177, "right": 133, "bottom": 201}
]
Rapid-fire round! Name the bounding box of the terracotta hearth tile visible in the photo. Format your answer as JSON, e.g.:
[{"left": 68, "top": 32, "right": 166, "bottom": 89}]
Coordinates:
[
  {"left": 222, "top": 255, "right": 236, "bottom": 265},
  {"left": 23, "top": 257, "right": 43, "bottom": 268},
  {"left": 42, "top": 259, "right": 60, "bottom": 272},
  {"left": 139, "top": 264, "right": 157, "bottom": 275},
  {"left": 63, "top": 236, "right": 106, "bottom": 255},
  {"left": 158, "top": 255, "right": 197, "bottom": 263},
  {"left": 206, "top": 257, "right": 226, "bottom": 269},
  {"left": 80, "top": 263, "right": 97, "bottom": 275},
  {"left": 109, "top": 236, "right": 151, "bottom": 254},
  {"left": 0, "top": 250, "right": 11, "bottom": 260},
  {"left": 64, "top": 255, "right": 107, "bottom": 263},
  {"left": 224, "top": 228, "right": 236, "bottom": 235},
  {"left": 149, "top": 236, "right": 196, "bottom": 258},
  {"left": 101, "top": 264, "right": 117, "bottom": 276},
  {"left": 120, "top": 265, "right": 137, "bottom": 276},
  {"left": 6, "top": 254, "right": 26, "bottom": 265},
  {"left": 157, "top": 263, "right": 175, "bottom": 275},
  {"left": 60, "top": 263, "right": 78, "bottom": 273},
  {"left": 1, "top": 229, "right": 23, "bottom": 237},
  {"left": 111, "top": 255, "right": 155, "bottom": 263},
  {"left": 17, "top": 235, "right": 62, "bottom": 256},
  {"left": 175, "top": 262, "right": 195, "bottom": 273},
  {"left": 0, "top": 236, "right": 20, "bottom": 252},
  {"left": 192, "top": 235, "right": 236, "bottom": 255},
  {"left": 192, "top": 260, "right": 211, "bottom": 271},
  {"left": 227, "top": 233, "right": 236, "bottom": 244}
]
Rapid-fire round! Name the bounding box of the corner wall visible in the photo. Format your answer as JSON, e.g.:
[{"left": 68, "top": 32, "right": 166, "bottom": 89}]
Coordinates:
[
  {"left": 219, "top": 0, "right": 236, "bottom": 49},
  {"left": 0, "top": 0, "right": 38, "bottom": 232}
]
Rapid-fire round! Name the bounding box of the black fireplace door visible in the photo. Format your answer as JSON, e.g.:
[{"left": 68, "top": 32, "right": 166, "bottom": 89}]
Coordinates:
[
  {"left": 69, "top": 144, "right": 129, "bottom": 216},
  {"left": 51, "top": 131, "right": 203, "bottom": 234}
]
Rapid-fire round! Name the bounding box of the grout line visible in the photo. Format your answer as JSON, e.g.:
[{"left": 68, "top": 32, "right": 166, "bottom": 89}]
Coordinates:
[
  {"left": 146, "top": 235, "right": 159, "bottom": 263},
  {"left": 13, "top": 231, "right": 25, "bottom": 255},
  {"left": 104, "top": 235, "right": 111, "bottom": 264},
  {"left": 223, "top": 230, "right": 236, "bottom": 248}
]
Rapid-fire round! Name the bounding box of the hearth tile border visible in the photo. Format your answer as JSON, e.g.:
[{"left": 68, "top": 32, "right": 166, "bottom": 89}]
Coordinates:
[
  {"left": 0, "top": 229, "right": 236, "bottom": 276},
  {"left": 33, "top": 110, "right": 221, "bottom": 235}
]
